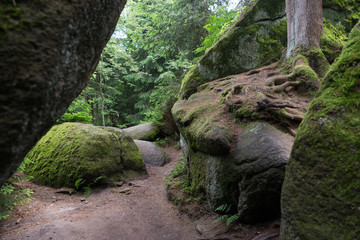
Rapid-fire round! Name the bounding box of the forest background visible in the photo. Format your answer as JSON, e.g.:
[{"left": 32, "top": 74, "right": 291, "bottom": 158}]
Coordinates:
[{"left": 58, "top": 0, "right": 250, "bottom": 128}]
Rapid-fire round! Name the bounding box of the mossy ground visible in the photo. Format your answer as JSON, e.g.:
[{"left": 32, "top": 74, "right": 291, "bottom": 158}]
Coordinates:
[
  {"left": 25, "top": 123, "right": 146, "bottom": 188},
  {"left": 281, "top": 22, "right": 360, "bottom": 240}
]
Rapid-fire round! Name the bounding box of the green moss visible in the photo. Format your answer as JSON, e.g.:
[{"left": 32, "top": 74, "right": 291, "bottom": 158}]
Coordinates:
[
  {"left": 257, "top": 19, "right": 287, "bottom": 64},
  {"left": 321, "top": 19, "right": 348, "bottom": 64},
  {"left": 324, "top": 0, "right": 360, "bottom": 25},
  {"left": 25, "top": 123, "right": 146, "bottom": 188},
  {"left": 179, "top": 65, "right": 205, "bottom": 99},
  {"left": 172, "top": 91, "right": 232, "bottom": 155},
  {"left": 189, "top": 152, "right": 208, "bottom": 195},
  {"left": 234, "top": 107, "right": 259, "bottom": 119},
  {"left": 178, "top": 0, "right": 286, "bottom": 99},
  {"left": 0, "top": 5, "right": 25, "bottom": 36},
  {"left": 281, "top": 22, "right": 360, "bottom": 240}
]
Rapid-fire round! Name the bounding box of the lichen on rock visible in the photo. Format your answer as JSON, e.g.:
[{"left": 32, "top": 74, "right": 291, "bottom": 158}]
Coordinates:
[{"left": 25, "top": 123, "right": 147, "bottom": 188}]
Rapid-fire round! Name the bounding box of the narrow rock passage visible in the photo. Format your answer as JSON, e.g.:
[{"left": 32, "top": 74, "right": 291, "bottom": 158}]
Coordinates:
[{"left": 0, "top": 147, "right": 198, "bottom": 240}]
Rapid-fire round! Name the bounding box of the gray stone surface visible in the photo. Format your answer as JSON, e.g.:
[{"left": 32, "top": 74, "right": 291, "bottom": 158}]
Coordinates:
[
  {"left": 0, "top": 0, "right": 126, "bottom": 186},
  {"left": 134, "top": 140, "right": 170, "bottom": 167},
  {"left": 232, "top": 122, "right": 293, "bottom": 223},
  {"left": 123, "top": 122, "right": 160, "bottom": 141},
  {"left": 180, "top": 121, "right": 293, "bottom": 223}
]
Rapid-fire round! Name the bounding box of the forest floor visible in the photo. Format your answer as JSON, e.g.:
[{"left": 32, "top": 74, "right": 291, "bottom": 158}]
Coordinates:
[{"left": 0, "top": 144, "right": 280, "bottom": 240}]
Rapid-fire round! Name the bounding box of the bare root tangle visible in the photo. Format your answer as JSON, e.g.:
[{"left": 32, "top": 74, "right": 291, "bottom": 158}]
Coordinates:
[
  {"left": 257, "top": 98, "right": 297, "bottom": 109},
  {"left": 264, "top": 74, "right": 291, "bottom": 86},
  {"left": 278, "top": 110, "right": 303, "bottom": 122},
  {"left": 247, "top": 69, "right": 261, "bottom": 75},
  {"left": 273, "top": 80, "right": 301, "bottom": 93}
]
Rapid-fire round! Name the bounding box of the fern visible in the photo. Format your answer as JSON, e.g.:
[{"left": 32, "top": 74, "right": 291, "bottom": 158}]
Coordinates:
[
  {"left": 226, "top": 214, "right": 239, "bottom": 226},
  {"left": 74, "top": 178, "right": 86, "bottom": 190},
  {"left": 214, "top": 204, "right": 239, "bottom": 226}
]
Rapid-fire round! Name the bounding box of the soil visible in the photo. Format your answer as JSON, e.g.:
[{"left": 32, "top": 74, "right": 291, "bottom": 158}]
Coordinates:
[{"left": 0, "top": 144, "right": 280, "bottom": 240}]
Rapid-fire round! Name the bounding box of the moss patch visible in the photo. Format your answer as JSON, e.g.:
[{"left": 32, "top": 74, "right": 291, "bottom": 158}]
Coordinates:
[
  {"left": 172, "top": 91, "right": 232, "bottom": 156},
  {"left": 281, "top": 22, "right": 360, "bottom": 240},
  {"left": 25, "top": 123, "right": 146, "bottom": 188},
  {"left": 178, "top": 0, "right": 286, "bottom": 99}
]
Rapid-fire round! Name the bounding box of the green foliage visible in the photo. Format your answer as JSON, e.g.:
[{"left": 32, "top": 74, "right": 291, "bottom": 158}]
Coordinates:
[
  {"left": 66, "top": 0, "right": 234, "bottom": 128},
  {"left": 195, "top": 6, "right": 238, "bottom": 55},
  {"left": 0, "top": 158, "right": 34, "bottom": 220},
  {"left": 214, "top": 204, "right": 239, "bottom": 226},
  {"left": 75, "top": 176, "right": 104, "bottom": 198},
  {"left": 57, "top": 92, "right": 92, "bottom": 124}
]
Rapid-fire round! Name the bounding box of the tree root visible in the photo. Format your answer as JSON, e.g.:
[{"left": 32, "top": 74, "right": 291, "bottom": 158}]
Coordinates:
[
  {"left": 273, "top": 80, "right": 301, "bottom": 93},
  {"left": 264, "top": 74, "right": 291, "bottom": 86},
  {"left": 279, "top": 110, "right": 303, "bottom": 122},
  {"left": 257, "top": 98, "right": 297, "bottom": 109},
  {"left": 247, "top": 69, "right": 261, "bottom": 75}
]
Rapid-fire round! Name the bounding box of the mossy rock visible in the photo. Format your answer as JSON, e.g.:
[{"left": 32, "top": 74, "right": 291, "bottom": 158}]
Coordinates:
[
  {"left": 179, "top": 0, "right": 358, "bottom": 100},
  {"left": 172, "top": 91, "right": 232, "bottom": 156},
  {"left": 25, "top": 123, "right": 147, "bottom": 188},
  {"left": 122, "top": 122, "right": 160, "bottom": 141},
  {"left": 179, "top": 0, "right": 287, "bottom": 99},
  {"left": 280, "top": 22, "right": 360, "bottom": 240}
]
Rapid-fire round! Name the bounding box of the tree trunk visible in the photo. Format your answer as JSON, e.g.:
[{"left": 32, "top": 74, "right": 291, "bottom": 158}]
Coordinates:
[
  {"left": 286, "top": 0, "right": 323, "bottom": 58},
  {"left": 99, "top": 55, "right": 105, "bottom": 127}
]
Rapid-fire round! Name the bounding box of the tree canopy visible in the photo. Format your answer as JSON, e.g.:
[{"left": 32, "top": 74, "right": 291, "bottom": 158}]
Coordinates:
[{"left": 60, "top": 0, "right": 238, "bottom": 127}]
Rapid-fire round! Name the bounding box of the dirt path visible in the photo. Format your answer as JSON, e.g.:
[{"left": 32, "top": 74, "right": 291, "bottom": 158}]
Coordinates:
[
  {"left": 0, "top": 145, "right": 280, "bottom": 240},
  {"left": 0, "top": 147, "right": 199, "bottom": 240}
]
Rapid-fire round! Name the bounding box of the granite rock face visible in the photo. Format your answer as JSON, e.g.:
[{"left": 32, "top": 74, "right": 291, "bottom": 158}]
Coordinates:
[{"left": 0, "top": 0, "right": 126, "bottom": 186}]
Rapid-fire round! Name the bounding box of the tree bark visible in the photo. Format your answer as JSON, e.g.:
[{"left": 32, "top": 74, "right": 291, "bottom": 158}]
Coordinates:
[
  {"left": 286, "top": 0, "right": 323, "bottom": 58},
  {"left": 99, "top": 55, "right": 105, "bottom": 127}
]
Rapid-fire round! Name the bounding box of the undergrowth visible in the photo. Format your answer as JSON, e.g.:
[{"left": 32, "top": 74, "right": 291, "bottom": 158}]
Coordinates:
[
  {"left": 75, "top": 176, "right": 104, "bottom": 198},
  {"left": 0, "top": 158, "right": 34, "bottom": 220},
  {"left": 214, "top": 204, "right": 239, "bottom": 226}
]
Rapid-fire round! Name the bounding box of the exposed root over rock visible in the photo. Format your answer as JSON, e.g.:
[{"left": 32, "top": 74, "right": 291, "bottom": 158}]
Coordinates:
[{"left": 200, "top": 61, "right": 317, "bottom": 136}]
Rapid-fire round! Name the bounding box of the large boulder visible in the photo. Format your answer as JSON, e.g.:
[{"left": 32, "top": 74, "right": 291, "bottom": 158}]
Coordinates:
[
  {"left": 24, "top": 123, "right": 147, "bottom": 188},
  {"left": 280, "top": 22, "right": 360, "bottom": 239},
  {"left": 174, "top": 85, "right": 294, "bottom": 223},
  {"left": 179, "top": 0, "right": 287, "bottom": 99},
  {"left": 134, "top": 140, "right": 170, "bottom": 167},
  {"left": 233, "top": 122, "right": 293, "bottom": 223},
  {"left": 179, "top": 122, "right": 293, "bottom": 223},
  {"left": 123, "top": 122, "right": 160, "bottom": 141},
  {"left": 178, "top": 0, "right": 358, "bottom": 99},
  {"left": 0, "top": 1, "right": 126, "bottom": 186}
]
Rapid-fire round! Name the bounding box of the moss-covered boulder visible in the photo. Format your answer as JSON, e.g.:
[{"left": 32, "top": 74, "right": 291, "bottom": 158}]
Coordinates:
[
  {"left": 280, "top": 22, "right": 360, "bottom": 239},
  {"left": 25, "top": 123, "right": 147, "bottom": 188},
  {"left": 179, "top": 0, "right": 287, "bottom": 99},
  {"left": 178, "top": 0, "right": 359, "bottom": 100}
]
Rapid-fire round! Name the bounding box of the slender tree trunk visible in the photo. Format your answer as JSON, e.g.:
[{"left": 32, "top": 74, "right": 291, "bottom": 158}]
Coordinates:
[
  {"left": 99, "top": 55, "right": 105, "bottom": 127},
  {"left": 286, "top": 0, "right": 323, "bottom": 58}
]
